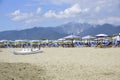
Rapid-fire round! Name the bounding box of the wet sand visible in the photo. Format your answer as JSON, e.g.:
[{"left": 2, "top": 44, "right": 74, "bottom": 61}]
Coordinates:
[{"left": 0, "top": 47, "right": 120, "bottom": 80}]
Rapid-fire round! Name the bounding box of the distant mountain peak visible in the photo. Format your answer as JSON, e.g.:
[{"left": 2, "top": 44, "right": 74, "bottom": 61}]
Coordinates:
[{"left": 0, "top": 23, "right": 119, "bottom": 40}]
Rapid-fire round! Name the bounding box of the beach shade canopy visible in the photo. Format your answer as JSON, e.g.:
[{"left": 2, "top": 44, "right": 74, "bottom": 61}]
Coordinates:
[
  {"left": 58, "top": 38, "right": 65, "bottom": 41},
  {"left": 82, "top": 35, "right": 95, "bottom": 40},
  {"left": 56, "top": 38, "right": 66, "bottom": 43},
  {"left": 0, "top": 40, "right": 8, "bottom": 42},
  {"left": 63, "top": 34, "right": 80, "bottom": 47},
  {"left": 30, "top": 40, "right": 40, "bottom": 42},
  {"left": 15, "top": 40, "right": 28, "bottom": 42},
  {"left": 95, "top": 37, "right": 110, "bottom": 41},
  {"left": 96, "top": 34, "right": 108, "bottom": 37},
  {"left": 42, "top": 39, "right": 49, "bottom": 43},
  {"left": 63, "top": 34, "right": 80, "bottom": 40}
]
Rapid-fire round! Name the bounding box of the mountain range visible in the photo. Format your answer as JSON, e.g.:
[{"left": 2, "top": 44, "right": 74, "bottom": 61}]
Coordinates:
[{"left": 0, "top": 22, "right": 120, "bottom": 40}]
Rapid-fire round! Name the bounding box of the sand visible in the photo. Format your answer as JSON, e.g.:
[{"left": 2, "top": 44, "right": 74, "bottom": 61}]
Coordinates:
[{"left": 0, "top": 47, "right": 120, "bottom": 80}]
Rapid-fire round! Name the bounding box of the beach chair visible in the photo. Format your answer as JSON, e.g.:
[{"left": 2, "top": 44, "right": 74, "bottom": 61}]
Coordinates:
[
  {"left": 115, "top": 41, "right": 120, "bottom": 47},
  {"left": 97, "top": 41, "right": 112, "bottom": 48},
  {"left": 75, "top": 42, "right": 83, "bottom": 47},
  {"left": 90, "top": 42, "right": 96, "bottom": 47},
  {"left": 50, "top": 43, "right": 56, "bottom": 47}
]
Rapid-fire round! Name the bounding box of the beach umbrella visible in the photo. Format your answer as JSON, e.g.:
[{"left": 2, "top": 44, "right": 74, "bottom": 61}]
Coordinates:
[
  {"left": 30, "top": 40, "right": 40, "bottom": 45},
  {"left": 82, "top": 35, "right": 95, "bottom": 40},
  {"left": 57, "top": 38, "right": 66, "bottom": 44},
  {"left": 82, "top": 35, "right": 95, "bottom": 43},
  {"left": 95, "top": 34, "right": 109, "bottom": 43},
  {"left": 29, "top": 40, "right": 40, "bottom": 46},
  {"left": 0, "top": 40, "right": 8, "bottom": 47},
  {"left": 96, "top": 34, "right": 108, "bottom": 37},
  {"left": 14, "top": 40, "right": 28, "bottom": 47},
  {"left": 15, "top": 39, "right": 28, "bottom": 42},
  {"left": 42, "top": 39, "right": 49, "bottom": 43},
  {"left": 63, "top": 34, "right": 80, "bottom": 47},
  {"left": 95, "top": 37, "right": 110, "bottom": 40},
  {"left": 30, "top": 40, "right": 39, "bottom": 42},
  {"left": 58, "top": 38, "right": 65, "bottom": 41},
  {"left": 0, "top": 40, "right": 8, "bottom": 42},
  {"left": 63, "top": 34, "right": 80, "bottom": 40}
]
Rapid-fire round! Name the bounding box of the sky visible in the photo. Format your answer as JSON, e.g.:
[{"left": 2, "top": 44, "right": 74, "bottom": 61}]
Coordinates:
[{"left": 0, "top": 0, "right": 120, "bottom": 31}]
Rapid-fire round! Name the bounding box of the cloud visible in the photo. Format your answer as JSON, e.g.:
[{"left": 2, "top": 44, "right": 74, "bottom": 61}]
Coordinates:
[
  {"left": 9, "top": 0, "right": 120, "bottom": 26},
  {"left": 100, "top": 17, "right": 120, "bottom": 25},
  {"left": 88, "top": 17, "right": 120, "bottom": 25},
  {"left": 50, "top": 0, "right": 78, "bottom": 5},
  {"left": 44, "top": 4, "right": 89, "bottom": 19},
  {"left": 95, "top": 6, "right": 101, "bottom": 12},
  {"left": 36, "top": 7, "right": 41, "bottom": 14},
  {"left": 9, "top": 8, "right": 43, "bottom": 25},
  {"left": 25, "top": 19, "right": 38, "bottom": 24},
  {"left": 28, "top": 0, "right": 80, "bottom": 5},
  {"left": 10, "top": 9, "right": 33, "bottom": 21}
]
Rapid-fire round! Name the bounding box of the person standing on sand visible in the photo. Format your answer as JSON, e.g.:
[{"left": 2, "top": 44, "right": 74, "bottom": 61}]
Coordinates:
[{"left": 116, "top": 33, "right": 120, "bottom": 46}]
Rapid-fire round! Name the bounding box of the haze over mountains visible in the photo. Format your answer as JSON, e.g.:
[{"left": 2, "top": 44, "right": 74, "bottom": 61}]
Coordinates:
[{"left": 0, "top": 22, "right": 120, "bottom": 40}]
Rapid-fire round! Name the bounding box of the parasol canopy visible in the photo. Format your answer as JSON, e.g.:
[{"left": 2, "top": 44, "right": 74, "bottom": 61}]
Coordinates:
[
  {"left": 63, "top": 34, "right": 80, "bottom": 40},
  {"left": 96, "top": 34, "right": 108, "bottom": 37},
  {"left": 82, "top": 35, "right": 95, "bottom": 40}
]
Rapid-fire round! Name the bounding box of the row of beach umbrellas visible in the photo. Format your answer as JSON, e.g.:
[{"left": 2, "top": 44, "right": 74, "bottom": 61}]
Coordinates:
[
  {"left": 0, "top": 33, "right": 117, "bottom": 43},
  {"left": 58, "top": 33, "right": 109, "bottom": 41}
]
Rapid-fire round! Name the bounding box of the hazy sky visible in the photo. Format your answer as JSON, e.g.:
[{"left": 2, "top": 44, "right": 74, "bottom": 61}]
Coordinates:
[{"left": 0, "top": 0, "right": 120, "bottom": 31}]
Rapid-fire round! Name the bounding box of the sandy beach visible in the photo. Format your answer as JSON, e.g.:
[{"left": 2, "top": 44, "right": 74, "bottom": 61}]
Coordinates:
[{"left": 0, "top": 47, "right": 120, "bottom": 80}]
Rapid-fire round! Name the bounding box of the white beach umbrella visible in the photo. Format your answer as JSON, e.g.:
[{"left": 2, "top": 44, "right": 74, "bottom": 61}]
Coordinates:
[
  {"left": 96, "top": 34, "right": 108, "bottom": 37},
  {"left": 0, "top": 40, "right": 8, "bottom": 42},
  {"left": 58, "top": 38, "right": 65, "bottom": 41},
  {"left": 30, "top": 40, "right": 39, "bottom": 42},
  {"left": 42, "top": 39, "right": 49, "bottom": 43},
  {"left": 96, "top": 37, "right": 110, "bottom": 40},
  {"left": 63, "top": 34, "right": 80, "bottom": 47},
  {"left": 15, "top": 40, "right": 28, "bottom": 42},
  {"left": 63, "top": 34, "right": 80, "bottom": 40},
  {"left": 82, "top": 35, "right": 95, "bottom": 40},
  {"left": 57, "top": 38, "right": 65, "bottom": 43}
]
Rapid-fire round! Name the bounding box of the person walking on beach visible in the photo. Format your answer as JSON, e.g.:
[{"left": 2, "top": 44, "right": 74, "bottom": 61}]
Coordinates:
[{"left": 116, "top": 33, "right": 120, "bottom": 46}]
